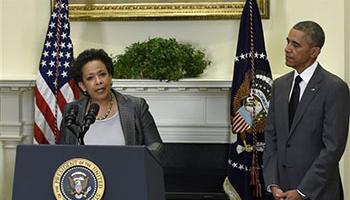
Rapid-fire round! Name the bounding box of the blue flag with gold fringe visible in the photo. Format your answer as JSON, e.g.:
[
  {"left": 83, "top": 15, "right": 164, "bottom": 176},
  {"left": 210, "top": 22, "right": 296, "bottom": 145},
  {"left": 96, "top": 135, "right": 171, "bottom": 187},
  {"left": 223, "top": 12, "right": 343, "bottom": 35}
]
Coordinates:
[{"left": 223, "top": 0, "right": 272, "bottom": 199}]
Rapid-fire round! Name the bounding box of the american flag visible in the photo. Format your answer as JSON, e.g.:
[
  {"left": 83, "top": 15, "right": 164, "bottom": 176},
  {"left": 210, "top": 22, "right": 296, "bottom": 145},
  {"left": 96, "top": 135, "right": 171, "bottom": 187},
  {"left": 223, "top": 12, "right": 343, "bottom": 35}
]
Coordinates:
[
  {"left": 231, "top": 107, "right": 253, "bottom": 133},
  {"left": 34, "top": 0, "right": 79, "bottom": 144},
  {"left": 223, "top": 0, "right": 272, "bottom": 199}
]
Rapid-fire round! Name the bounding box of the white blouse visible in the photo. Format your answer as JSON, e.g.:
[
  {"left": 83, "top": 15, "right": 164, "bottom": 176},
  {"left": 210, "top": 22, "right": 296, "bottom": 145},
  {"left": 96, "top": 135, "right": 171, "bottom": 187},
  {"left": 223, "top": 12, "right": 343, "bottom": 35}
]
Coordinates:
[{"left": 84, "top": 112, "right": 125, "bottom": 145}]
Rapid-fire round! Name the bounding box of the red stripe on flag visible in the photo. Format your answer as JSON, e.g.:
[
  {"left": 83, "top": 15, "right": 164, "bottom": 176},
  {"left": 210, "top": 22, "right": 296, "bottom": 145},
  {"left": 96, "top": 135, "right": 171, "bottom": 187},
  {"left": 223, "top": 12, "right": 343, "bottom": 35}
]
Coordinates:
[
  {"left": 232, "top": 115, "right": 244, "bottom": 128},
  {"left": 34, "top": 123, "right": 49, "bottom": 144},
  {"left": 69, "top": 80, "right": 80, "bottom": 99},
  {"left": 232, "top": 114, "right": 250, "bottom": 133},
  {"left": 34, "top": 86, "right": 57, "bottom": 137},
  {"left": 57, "top": 90, "right": 67, "bottom": 112}
]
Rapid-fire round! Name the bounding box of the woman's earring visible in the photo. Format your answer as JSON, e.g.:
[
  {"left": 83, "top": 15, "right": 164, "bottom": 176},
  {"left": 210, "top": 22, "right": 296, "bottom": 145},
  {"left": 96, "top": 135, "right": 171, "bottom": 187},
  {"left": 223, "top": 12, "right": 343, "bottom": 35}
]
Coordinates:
[{"left": 83, "top": 90, "right": 88, "bottom": 96}]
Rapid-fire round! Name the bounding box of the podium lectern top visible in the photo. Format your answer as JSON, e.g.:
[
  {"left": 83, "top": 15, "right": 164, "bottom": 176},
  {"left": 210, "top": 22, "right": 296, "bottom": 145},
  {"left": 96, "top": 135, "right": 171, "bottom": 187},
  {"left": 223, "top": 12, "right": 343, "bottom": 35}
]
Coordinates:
[{"left": 12, "top": 144, "right": 164, "bottom": 200}]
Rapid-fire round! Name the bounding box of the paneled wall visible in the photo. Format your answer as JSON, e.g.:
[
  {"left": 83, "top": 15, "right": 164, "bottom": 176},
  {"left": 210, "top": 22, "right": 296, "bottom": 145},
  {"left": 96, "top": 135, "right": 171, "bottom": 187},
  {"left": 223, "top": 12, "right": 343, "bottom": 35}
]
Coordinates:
[
  {"left": 0, "top": 79, "right": 233, "bottom": 199},
  {"left": 114, "top": 80, "right": 232, "bottom": 143}
]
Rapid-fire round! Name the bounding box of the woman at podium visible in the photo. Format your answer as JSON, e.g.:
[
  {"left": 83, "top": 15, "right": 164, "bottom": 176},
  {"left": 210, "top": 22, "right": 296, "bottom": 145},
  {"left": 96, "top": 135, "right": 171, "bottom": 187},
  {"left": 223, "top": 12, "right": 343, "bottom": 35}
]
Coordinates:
[{"left": 59, "top": 48, "right": 164, "bottom": 162}]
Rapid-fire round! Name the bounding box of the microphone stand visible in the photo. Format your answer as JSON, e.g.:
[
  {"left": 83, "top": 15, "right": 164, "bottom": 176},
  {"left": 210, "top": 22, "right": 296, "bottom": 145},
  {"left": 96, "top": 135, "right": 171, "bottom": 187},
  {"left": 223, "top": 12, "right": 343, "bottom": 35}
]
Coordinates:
[
  {"left": 65, "top": 103, "right": 100, "bottom": 146},
  {"left": 78, "top": 135, "right": 85, "bottom": 145},
  {"left": 66, "top": 123, "right": 85, "bottom": 145},
  {"left": 78, "top": 125, "right": 90, "bottom": 145}
]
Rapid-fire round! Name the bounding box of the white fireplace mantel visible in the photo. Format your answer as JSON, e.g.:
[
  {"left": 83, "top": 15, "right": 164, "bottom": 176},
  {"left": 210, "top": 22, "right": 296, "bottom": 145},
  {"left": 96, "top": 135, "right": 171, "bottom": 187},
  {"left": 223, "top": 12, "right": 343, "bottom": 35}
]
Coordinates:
[{"left": 0, "top": 79, "right": 233, "bottom": 144}]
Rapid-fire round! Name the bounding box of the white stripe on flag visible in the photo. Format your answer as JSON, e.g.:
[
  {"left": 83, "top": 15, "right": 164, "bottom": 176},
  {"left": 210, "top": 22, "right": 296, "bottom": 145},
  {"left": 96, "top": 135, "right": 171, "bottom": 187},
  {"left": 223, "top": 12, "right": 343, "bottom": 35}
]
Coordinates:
[
  {"left": 60, "top": 82, "right": 75, "bottom": 103},
  {"left": 36, "top": 73, "right": 57, "bottom": 115},
  {"left": 34, "top": 104, "right": 56, "bottom": 144}
]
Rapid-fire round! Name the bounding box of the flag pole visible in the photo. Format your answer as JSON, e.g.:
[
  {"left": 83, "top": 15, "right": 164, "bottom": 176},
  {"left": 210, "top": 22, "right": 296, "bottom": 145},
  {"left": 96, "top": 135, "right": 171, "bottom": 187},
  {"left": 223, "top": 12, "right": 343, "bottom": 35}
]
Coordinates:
[
  {"left": 223, "top": 0, "right": 272, "bottom": 199},
  {"left": 247, "top": 0, "right": 262, "bottom": 197}
]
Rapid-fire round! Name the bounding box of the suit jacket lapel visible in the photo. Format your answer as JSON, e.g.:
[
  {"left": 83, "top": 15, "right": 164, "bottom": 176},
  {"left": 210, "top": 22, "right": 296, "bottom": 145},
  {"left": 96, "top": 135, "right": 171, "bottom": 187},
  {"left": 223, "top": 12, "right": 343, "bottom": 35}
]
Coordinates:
[
  {"left": 282, "top": 73, "right": 294, "bottom": 137},
  {"left": 114, "top": 91, "right": 136, "bottom": 145},
  {"left": 289, "top": 65, "right": 323, "bottom": 136}
]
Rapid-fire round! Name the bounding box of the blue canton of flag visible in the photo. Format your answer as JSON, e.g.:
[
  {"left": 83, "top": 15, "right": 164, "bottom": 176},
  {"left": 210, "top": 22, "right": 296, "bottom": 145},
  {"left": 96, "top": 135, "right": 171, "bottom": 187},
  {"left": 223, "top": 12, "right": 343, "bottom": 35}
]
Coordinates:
[
  {"left": 223, "top": 0, "right": 273, "bottom": 199},
  {"left": 34, "top": 0, "right": 79, "bottom": 144}
]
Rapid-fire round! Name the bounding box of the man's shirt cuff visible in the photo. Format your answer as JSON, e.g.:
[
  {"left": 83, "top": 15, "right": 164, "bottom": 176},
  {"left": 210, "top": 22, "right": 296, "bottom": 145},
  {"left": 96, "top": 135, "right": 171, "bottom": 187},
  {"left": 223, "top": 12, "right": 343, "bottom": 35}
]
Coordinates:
[
  {"left": 297, "top": 189, "right": 307, "bottom": 199},
  {"left": 267, "top": 184, "right": 279, "bottom": 193}
]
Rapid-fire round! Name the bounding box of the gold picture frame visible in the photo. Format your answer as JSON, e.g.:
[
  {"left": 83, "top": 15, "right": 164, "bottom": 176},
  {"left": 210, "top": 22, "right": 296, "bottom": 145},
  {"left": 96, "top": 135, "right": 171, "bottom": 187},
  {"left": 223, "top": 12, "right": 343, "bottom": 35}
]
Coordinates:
[{"left": 51, "top": 0, "right": 269, "bottom": 21}]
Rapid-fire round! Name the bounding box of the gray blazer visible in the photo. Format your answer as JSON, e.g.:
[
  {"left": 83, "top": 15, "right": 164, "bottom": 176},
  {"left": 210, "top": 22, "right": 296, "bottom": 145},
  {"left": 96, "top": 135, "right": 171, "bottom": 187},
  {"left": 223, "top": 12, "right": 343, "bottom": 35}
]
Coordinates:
[
  {"left": 60, "top": 89, "right": 164, "bottom": 163},
  {"left": 263, "top": 65, "right": 350, "bottom": 200}
]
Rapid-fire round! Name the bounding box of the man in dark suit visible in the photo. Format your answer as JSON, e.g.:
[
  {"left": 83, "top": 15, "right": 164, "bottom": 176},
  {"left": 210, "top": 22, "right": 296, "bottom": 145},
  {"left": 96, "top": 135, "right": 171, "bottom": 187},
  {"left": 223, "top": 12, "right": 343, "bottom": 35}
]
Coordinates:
[{"left": 263, "top": 21, "right": 350, "bottom": 200}]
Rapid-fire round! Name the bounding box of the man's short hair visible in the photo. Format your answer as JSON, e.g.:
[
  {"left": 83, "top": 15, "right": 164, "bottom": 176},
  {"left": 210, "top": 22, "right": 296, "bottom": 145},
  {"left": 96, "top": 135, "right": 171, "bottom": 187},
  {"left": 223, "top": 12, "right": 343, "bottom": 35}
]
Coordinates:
[{"left": 293, "top": 21, "right": 325, "bottom": 48}]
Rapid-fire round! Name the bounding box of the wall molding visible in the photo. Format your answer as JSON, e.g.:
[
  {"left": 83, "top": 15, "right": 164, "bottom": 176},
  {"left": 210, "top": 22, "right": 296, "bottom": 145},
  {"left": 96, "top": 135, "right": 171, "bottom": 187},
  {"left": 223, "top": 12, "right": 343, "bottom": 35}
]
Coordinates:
[
  {"left": 112, "top": 79, "right": 231, "bottom": 91},
  {"left": 0, "top": 79, "right": 233, "bottom": 144},
  {"left": 0, "top": 135, "right": 23, "bottom": 149}
]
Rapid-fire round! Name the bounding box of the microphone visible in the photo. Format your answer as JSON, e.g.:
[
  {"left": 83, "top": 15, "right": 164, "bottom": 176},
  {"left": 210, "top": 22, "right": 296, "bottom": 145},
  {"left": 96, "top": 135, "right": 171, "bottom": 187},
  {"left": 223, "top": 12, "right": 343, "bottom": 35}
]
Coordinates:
[
  {"left": 83, "top": 103, "right": 100, "bottom": 130},
  {"left": 65, "top": 105, "right": 79, "bottom": 127},
  {"left": 79, "top": 103, "right": 100, "bottom": 145}
]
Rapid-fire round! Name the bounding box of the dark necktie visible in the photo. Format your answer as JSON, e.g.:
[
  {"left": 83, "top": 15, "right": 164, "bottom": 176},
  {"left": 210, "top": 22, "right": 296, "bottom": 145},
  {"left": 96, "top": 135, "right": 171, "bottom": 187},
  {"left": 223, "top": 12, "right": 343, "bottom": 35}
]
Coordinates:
[{"left": 289, "top": 75, "right": 302, "bottom": 128}]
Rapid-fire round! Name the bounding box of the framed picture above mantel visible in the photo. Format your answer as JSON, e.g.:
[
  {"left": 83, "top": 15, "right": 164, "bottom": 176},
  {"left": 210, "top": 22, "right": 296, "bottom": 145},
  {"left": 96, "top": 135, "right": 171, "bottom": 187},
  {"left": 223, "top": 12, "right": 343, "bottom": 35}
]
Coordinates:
[{"left": 50, "top": 0, "right": 269, "bottom": 21}]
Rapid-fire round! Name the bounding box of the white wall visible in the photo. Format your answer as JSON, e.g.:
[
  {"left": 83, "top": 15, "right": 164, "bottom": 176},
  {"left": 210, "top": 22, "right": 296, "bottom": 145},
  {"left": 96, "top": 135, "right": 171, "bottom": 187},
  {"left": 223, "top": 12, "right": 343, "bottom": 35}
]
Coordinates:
[
  {"left": 0, "top": 0, "right": 347, "bottom": 80},
  {"left": 65, "top": 0, "right": 347, "bottom": 80},
  {"left": 0, "top": 0, "right": 49, "bottom": 79},
  {"left": 344, "top": 0, "right": 350, "bottom": 198},
  {"left": 0, "top": 0, "right": 3, "bottom": 76}
]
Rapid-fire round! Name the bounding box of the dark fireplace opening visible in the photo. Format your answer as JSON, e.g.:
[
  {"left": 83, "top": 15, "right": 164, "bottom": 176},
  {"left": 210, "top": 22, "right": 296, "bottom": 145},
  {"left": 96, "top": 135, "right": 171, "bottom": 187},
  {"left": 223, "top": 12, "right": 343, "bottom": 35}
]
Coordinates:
[{"left": 162, "top": 143, "right": 229, "bottom": 200}]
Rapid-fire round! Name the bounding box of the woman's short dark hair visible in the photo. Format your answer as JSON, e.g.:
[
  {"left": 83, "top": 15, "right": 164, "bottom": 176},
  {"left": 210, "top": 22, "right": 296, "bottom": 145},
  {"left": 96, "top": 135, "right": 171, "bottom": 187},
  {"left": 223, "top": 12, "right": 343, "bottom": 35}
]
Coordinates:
[{"left": 71, "top": 48, "right": 114, "bottom": 84}]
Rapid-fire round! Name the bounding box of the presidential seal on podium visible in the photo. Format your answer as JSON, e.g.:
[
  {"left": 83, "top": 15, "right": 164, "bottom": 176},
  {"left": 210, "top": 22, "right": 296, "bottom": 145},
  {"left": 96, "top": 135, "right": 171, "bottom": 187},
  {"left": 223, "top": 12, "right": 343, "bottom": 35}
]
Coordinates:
[{"left": 53, "top": 158, "right": 105, "bottom": 200}]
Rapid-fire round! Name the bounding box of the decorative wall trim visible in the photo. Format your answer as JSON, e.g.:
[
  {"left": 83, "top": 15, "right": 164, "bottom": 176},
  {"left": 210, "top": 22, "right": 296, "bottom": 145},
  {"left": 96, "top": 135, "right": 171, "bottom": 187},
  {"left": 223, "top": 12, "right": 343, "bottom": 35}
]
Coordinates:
[
  {"left": 0, "top": 122, "right": 22, "bottom": 135},
  {"left": 0, "top": 135, "right": 23, "bottom": 149},
  {"left": 159, "top": 125, "right": 231, "bottom": 143},
  {"left": 0, "top": 79, "right": 232, "bottom": 143},
  {"left": 0, "top": 79, "right": 231, "bottom": 89},
  {"left": 112, "top": 79, "right": 231, "bottom": 89},
  {"left": 0, "top": 80, "right": 35, "bottom": 89}
]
